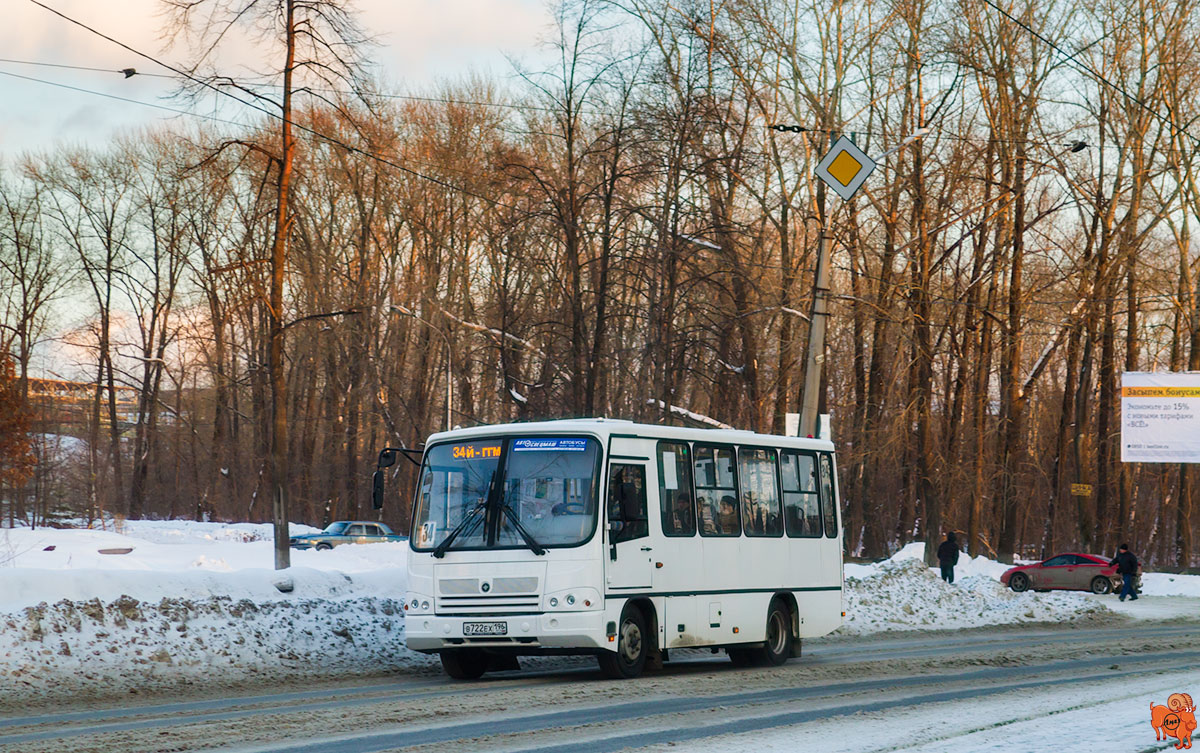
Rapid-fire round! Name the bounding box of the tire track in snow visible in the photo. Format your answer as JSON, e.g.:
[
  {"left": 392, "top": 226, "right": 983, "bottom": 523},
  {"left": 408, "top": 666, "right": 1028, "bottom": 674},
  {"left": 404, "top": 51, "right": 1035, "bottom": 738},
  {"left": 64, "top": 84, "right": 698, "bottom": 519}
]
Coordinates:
[
  {"left": 1, "top": 622, "right": 1195, "bottom": 750},
  {"left": 238, "top": 652, "right": 1200, "bottom": 753}
]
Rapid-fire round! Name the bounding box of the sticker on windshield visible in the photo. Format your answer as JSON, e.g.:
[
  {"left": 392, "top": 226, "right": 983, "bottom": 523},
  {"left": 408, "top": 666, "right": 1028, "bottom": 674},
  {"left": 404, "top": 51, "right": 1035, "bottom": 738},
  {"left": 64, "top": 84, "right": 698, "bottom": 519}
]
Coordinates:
[
  {"left": 512, "top": 438, "right": 589, "bottom": 452},
  {"left": 419, "top": 521, "right": 436, "bottom": 546}
]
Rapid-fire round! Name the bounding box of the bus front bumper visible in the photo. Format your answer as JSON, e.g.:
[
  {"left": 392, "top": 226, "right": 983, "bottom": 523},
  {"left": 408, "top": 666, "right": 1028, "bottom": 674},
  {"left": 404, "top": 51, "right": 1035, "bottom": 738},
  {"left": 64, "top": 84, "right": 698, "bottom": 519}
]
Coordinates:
[{"left": 406, "top": 611, "right": 609, "bottom": 653}]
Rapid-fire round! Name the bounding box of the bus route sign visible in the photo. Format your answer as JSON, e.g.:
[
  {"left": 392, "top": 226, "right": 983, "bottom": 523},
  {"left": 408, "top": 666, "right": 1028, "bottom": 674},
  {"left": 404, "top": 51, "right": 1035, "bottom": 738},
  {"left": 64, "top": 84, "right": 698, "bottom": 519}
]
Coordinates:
[{"left": 512, "top": 438, "right": 589, "bottom": 452}]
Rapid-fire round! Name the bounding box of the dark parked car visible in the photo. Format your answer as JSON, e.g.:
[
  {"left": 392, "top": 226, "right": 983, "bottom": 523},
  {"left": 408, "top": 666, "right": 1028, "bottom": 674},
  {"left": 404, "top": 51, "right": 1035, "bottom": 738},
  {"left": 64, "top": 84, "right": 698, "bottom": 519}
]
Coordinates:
[
  {"left": 1000, "top": 552, "right": 1141, "bottom": 595},
  {"left": 289, "top": 521, "right": 406, "bottom": 551}
]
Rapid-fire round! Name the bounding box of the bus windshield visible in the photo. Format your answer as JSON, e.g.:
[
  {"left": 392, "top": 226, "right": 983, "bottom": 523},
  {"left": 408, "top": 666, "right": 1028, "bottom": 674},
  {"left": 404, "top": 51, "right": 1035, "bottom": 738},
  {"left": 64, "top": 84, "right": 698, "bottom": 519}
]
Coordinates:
[{"left": 412, "top": 436, "right": 600, "bottom": 552}]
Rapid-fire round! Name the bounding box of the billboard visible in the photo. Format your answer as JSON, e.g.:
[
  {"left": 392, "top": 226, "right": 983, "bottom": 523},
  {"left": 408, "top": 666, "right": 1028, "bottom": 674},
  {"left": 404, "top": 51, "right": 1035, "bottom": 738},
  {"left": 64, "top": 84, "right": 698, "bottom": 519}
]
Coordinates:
[{"left": 1121, "top": 372, "right": 1200, "bottom": 463}]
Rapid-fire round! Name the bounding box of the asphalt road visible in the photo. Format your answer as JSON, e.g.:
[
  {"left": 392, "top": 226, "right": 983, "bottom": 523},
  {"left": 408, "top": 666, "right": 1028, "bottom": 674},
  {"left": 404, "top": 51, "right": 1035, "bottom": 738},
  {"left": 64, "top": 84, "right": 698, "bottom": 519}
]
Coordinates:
[{"left": 1, "top": 621, "right": 1196, "bottom": 753}]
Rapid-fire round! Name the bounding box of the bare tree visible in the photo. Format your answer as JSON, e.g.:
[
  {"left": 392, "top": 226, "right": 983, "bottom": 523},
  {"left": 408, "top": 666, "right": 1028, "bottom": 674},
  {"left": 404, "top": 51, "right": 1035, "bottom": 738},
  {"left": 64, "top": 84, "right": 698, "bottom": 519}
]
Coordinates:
[{"left": 162, "top": 0, "right": 372, "bottom": 568}]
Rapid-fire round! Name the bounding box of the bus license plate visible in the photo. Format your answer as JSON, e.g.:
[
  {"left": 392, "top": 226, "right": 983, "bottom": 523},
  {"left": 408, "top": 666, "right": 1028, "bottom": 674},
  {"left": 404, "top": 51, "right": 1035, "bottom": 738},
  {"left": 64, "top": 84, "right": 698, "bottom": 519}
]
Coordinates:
[{"left": 463, "top": 622, "right": 507, "bottom": 636}]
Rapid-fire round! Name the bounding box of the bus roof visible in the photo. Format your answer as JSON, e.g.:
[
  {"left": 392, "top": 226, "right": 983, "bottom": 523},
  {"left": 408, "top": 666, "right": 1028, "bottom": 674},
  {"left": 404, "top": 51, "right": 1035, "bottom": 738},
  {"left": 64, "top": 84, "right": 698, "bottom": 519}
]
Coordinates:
[{"left": 425, "top": 418, "right": 836, "bottom": 452}]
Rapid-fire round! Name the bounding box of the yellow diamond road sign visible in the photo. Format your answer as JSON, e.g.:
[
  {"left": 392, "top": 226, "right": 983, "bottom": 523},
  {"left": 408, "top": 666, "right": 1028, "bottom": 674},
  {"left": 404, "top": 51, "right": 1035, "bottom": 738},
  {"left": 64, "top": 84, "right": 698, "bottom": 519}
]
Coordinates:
[{"left": 816, "top": 136, "right": 876, "bottom": 201}]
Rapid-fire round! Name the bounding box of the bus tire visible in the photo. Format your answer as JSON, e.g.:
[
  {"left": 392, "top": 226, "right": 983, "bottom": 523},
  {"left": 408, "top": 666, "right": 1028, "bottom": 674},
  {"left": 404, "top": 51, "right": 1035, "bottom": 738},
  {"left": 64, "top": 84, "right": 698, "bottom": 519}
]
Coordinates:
[
  {"left": 598, "top": 605, "right": 648, "bottom": 679},
  {"left": 440, "top": 649, "right": 489, "bottom": 680},
  {"left": 754, "top": 599, "right": 792, "bottom": 666}
]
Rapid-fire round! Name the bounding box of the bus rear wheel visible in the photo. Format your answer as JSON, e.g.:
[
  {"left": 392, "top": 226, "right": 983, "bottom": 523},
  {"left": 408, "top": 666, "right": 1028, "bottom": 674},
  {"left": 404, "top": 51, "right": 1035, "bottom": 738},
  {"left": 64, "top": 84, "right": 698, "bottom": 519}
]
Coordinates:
[
  {"left": 440, "top": 649, "right": 489, "bottom": 680},
  {"left": 757, "top": 600, "right": 793, "bottom": 666},
  {"left": 598, "top": 605, "right": 648, "bottom": 679},
  {"left": 728, "top": 600, "right": 792, "bottom": 667}
]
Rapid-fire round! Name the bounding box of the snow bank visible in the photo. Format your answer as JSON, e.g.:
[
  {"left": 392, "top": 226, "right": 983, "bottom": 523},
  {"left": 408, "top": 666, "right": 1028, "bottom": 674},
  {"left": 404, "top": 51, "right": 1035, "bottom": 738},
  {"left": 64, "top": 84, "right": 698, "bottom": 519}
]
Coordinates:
[
  {"left": 0, "top": 522, "right": 427, "bottom": 704},
  {"left": 840, "top": 544, "right": 1107, "bottom": 635},
  {"left": 1142, "top": 571, "right": 1200, "bottom": 597},
  {"left": 1, "top": 522, "right": 1197, "bottom": 704}
]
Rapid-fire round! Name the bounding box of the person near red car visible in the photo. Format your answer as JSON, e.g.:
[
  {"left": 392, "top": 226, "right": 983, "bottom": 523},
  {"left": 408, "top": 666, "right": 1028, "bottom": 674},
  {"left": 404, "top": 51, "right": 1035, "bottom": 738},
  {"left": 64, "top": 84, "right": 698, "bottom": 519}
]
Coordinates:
[
  {"left": 937, "top": 532, "right": 960, "bottom": 584},
  {"left": 1109, "top": 543, "right": 1140, "bottom": 601}
]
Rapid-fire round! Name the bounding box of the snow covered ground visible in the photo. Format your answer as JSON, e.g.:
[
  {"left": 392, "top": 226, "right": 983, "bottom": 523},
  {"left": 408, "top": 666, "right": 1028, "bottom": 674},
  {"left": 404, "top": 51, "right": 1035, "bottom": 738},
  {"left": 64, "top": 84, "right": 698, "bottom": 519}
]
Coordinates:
[
  {"left": 0, "top": 522, "right": 1197, "bottom": 707},
  {"left": 634, "top": 668, "right": 1200, "bottom": 753}
]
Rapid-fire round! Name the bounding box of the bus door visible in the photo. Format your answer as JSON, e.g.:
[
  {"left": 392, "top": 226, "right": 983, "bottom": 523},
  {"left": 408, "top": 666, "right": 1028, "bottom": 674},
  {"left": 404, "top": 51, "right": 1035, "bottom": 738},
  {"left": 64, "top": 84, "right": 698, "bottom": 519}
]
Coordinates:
[
  {"left": 818, "top": 453, "right": 842, "bottom": 584},
  {"left": 605, "top": 462, "right": 653, "bottom": 589}
]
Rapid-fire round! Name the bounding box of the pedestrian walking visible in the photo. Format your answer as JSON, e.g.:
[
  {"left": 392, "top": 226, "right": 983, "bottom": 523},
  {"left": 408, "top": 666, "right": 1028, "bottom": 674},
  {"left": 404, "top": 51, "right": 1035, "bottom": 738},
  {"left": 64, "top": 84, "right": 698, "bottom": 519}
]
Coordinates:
[
  {"left": 937, "top": 532, "right": 960, "bottom": 584},
  {"left": 1109, "top": 543, "right": 1140, "bottom": 601}
]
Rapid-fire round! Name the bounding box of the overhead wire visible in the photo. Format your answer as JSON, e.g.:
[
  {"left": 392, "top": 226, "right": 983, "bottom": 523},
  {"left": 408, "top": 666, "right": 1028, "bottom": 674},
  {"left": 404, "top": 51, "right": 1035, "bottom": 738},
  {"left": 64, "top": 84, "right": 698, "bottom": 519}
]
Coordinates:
[
  {"left": 979, "top": 0, "right": 1200, "bottom": 150},
  {"left": 0, "top": 68, "right": 251, "bottom": 129},
  {"left": 24, "top": 0, "right": 534, "bottom": 216},
  {"left": 0, "top": 56, "right": 153, "bottom": 78},
  {"left": 0, "top": 53, "right": 1132, "bottom": 155},
  {"left": 0, "top": 65, "right": 536, "bottom": 186}
]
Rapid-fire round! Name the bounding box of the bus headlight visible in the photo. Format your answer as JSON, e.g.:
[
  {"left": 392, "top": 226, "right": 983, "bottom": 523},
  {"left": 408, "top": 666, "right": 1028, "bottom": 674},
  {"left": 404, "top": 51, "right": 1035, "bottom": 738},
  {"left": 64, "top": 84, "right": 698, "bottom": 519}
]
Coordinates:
[
  {"left": 405, "top": 593, "right": 433, "bottom": 614},
  {"left": 544, "top": 588, "right": 599, "bottom": 611}
]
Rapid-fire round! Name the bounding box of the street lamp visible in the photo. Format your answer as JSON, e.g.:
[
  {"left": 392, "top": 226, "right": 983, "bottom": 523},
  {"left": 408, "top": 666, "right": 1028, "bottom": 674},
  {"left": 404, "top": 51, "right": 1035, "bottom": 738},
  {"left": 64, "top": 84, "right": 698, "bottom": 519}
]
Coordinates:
[{"left": 390, "top": 305, "right": 453, "bottom": 431}]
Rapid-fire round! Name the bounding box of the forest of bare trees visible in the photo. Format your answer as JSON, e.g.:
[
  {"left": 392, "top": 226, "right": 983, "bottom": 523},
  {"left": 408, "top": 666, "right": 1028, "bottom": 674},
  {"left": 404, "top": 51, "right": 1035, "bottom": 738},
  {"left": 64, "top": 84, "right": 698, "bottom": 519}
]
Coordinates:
[{"left": 2, "top": 0, "right": 1200, "bottom": 569}]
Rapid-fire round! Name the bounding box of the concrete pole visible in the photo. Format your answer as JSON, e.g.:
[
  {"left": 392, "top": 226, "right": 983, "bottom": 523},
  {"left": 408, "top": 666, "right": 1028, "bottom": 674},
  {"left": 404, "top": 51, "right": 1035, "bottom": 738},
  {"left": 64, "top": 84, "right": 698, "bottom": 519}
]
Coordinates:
[
  {"left": 799, "top": 222, "right": 834, "bottom": 438},
  {"left": 445, "top": 350, "right": 453, "bottom": 432}
]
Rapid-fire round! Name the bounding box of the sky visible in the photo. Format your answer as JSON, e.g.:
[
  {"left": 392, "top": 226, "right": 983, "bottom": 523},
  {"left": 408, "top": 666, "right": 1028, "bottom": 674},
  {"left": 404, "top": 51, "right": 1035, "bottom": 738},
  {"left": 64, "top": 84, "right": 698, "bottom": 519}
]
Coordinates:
[{"left": 0, "top": 0, "right": 554, "bottom": 157}]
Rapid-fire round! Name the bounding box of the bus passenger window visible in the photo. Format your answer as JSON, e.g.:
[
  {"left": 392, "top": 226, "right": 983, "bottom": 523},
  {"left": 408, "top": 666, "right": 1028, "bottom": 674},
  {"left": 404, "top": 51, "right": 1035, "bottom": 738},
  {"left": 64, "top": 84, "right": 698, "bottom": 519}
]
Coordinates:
[
  {"left": 658, "top": 442, "right": 695, "bottom": 536},
  {"left": 608, "top": 464, "right": 648, "bottom": 543},
  {"left": 738, "top": 447, "right": 781, "bottom": 537},
  {"left": 819, "top": 454, "right": 838, "bottom": 537},
  {"left": 694, "top": 445, "right": 739, "bottom": 536},
  {"left": 781, "top": 450, "right": 821, "bottom": 538}
]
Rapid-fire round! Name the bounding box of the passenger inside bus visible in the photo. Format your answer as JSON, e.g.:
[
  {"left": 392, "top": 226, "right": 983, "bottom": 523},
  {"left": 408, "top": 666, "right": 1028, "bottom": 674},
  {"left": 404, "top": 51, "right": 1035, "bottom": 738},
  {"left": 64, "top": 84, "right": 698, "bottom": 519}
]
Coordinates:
[
  {"left": 718, "top": 495, "right": 739, "bottom": 534},
  {"left": 670, "top": 491, "right": 694, "bottom": 532}
]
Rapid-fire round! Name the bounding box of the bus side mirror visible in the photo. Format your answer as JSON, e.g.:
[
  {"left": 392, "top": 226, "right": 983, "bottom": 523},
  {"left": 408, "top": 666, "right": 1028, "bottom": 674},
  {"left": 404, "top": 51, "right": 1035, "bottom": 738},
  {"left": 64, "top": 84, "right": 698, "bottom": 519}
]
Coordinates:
[
  {"left": 377, "top": 449, "right": 397, "bottom": 468},
  {"left": 372, "top": 470, "right": 385, "bottom": 510}
]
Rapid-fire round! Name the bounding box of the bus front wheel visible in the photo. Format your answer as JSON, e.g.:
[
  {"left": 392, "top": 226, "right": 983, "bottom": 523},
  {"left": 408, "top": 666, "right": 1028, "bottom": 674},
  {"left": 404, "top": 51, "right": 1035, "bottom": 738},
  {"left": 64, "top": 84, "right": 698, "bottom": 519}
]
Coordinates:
[
  {"left": 598, "top": 605, "right": 648, "bottom": 679},
  {"left": 440, "top": 649, "right": 489, "bottom": 680}
]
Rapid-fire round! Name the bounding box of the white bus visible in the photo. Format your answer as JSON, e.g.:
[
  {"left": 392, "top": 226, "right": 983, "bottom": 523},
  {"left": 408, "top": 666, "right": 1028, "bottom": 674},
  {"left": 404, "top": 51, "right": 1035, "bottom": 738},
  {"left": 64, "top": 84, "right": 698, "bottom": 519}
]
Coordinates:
[{"left": 394, "top": 418, "right": 843, "bottom": 679}]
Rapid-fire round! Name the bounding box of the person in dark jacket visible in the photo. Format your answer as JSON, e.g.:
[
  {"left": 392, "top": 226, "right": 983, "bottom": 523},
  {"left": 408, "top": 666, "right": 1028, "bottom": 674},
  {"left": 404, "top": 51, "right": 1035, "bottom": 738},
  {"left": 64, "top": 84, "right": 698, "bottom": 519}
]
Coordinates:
[
  {"left": 937, "top": 532, "right": 960, "bottom": 584},
  {"left": 1109, "top": 543, "right": 1139, "bottom": 601}
]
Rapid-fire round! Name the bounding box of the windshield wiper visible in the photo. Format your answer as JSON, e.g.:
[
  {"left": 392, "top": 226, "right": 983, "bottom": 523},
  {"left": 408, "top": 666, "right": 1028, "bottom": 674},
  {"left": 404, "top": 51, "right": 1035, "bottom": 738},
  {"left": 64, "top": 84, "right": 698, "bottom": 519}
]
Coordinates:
[
  {"left": 432, "top": 500, "right": 487, "bottom": 559},
  {"left": 499, "top": 502, "right": 547, "bottom": 556}
]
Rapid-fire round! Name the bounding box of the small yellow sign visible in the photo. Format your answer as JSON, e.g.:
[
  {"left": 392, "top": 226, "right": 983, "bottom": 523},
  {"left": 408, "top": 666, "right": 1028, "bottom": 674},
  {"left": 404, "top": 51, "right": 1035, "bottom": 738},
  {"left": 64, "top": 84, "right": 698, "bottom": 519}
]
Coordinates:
[
  {"left": 1070, "top": 483, "right": 1093, "bottom": 496},
  {"left": 815, "top": 136, "right": 876, "bottom": 201},
  {"left": 828, "top": 151, "right": 864, "bottom": 187}
]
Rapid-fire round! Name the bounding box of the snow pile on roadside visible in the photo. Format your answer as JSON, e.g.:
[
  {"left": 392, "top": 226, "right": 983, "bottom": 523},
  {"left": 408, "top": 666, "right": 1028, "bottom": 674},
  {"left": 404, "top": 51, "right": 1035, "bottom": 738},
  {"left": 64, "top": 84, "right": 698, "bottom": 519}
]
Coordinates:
[
  {"left": 1142, "top": 571, "right": 1200, "bottom": 596},
  {"left": 0, "top": 590, "right": 433, "bottom": 705},
  {"left": 0, "top": 523, "right": 430, "bottom": 705},
  {"left": 839, "top": 543, "right": 1109, "bottom": 635}
]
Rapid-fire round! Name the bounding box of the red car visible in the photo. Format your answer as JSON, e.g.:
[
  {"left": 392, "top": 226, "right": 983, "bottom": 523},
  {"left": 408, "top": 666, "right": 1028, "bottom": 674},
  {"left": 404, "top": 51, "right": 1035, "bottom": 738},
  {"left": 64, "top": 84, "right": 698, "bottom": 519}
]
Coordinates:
[{"left": 1000, "top": 553, "right": 1140, "bottom": 595}]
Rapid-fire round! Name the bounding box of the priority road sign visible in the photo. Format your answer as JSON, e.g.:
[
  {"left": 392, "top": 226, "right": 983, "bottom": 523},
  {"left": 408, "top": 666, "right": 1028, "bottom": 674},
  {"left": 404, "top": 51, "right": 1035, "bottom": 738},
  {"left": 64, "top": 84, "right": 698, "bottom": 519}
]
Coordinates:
[{"left": 815, "top": 135, "right": 876, "bottom": 201}]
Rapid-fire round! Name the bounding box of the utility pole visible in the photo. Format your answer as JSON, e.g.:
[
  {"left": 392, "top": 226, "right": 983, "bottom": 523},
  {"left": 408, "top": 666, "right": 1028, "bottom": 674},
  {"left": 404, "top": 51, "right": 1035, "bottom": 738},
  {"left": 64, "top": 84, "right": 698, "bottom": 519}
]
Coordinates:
[
  {"left": 799, "top": 222, "right": 834, "bottom": 438},
  {"left": 774, "top": 128, "right": 929, "bottom": 438}
]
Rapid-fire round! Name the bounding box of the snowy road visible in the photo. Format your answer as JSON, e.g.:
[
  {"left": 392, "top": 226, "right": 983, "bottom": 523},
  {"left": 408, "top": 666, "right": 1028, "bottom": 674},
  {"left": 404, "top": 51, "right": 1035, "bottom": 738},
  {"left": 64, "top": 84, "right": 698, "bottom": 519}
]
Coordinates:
[{"left": 2, "top": 620, "right": 1196, "bottom": 753}]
